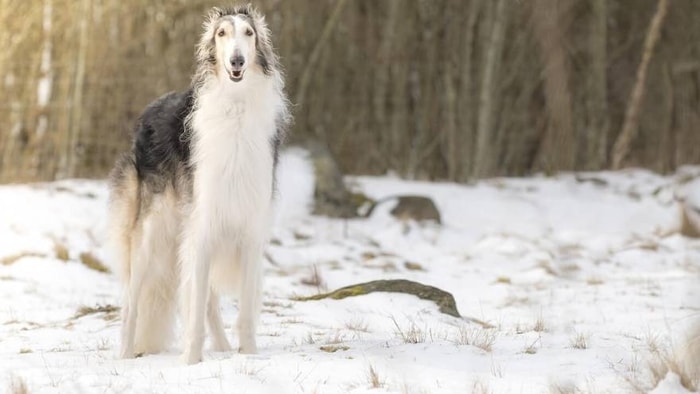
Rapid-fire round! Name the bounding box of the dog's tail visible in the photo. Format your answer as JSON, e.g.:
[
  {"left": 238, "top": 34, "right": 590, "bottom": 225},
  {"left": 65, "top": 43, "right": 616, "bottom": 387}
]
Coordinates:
[{"left": 108, "top": 153, "right": 140, "bottom": 282}]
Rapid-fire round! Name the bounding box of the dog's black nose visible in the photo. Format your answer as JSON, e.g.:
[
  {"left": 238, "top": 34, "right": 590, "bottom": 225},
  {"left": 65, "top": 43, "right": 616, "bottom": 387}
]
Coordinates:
[{"left": 230, "top": 55, "right": 245, "bottom": 70}]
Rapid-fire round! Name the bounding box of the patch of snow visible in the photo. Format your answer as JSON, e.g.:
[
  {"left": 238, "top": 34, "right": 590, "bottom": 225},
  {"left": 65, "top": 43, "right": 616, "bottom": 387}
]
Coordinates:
[{"left": 0, "top": 150, "right": 698, "bottom": 393}]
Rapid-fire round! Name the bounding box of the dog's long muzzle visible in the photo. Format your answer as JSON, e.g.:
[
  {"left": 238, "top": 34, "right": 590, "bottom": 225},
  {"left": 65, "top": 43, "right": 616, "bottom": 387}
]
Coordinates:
[{"left": 229, "top": 54, "right": 246, "bottom": 82}]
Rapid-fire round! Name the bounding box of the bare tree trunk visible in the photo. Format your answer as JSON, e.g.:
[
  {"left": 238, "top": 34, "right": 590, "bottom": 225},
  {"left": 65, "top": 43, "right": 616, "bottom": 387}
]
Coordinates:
[
  {"left": 440, "top": 1, "right": 459, "bottom": 181},
  {"left": 499, "top": 18, "right": 541, "bottom": 175},
  {"left": 375, "top": 0, "right": 400, "bottom": 172},
  {"left": 473, "top": 0, "right": 508, "bottom": 178},
  {"left": 294, "top": 0, "right": 348, "bottom": 120},
  {"left": 611, "top": 0, "right": 669, "bottom": 170},
  {"left": 662, "top": 63, "right": 676, "bottom": 172},
  {"left": 453, "top": 0, "right": 482, "bottom": 182},
  {"left": 443, "top": 47, "right": 458, "bottom": 180},
  {"left": 587, "top": 0, "right": 608, "bottom": 170},
  {"left": 389, "top": 13, "right": 410, "bottom": 175},
  {"left": 406, "top": 1, "right": 440, "bottom": 179},
  {"left": 60, "top": 0, "right": 90, "bottom": 178},
  {"left": 531, "top": 0, "right": 576, "bottom": 173}
]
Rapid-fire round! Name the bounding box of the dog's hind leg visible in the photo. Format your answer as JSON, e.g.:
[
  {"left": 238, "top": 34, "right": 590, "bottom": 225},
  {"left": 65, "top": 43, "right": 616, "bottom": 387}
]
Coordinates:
[
  {"left": 134, "top": 263, "right": 177, "bottom": 355},
  {"left": 207, "top": 290, "right": 232, "bottom": 352},
  {"left": 134, "top": 283, "right": 176, "bottom": 355},
  {"left": 120, "top": 290, "right": 137, "bottom": 358},
  {"left": 236, "top": 238, "right": 264, "bottom": 354},
  {"left": 120, "top": 236, "right": 146, "bottom": 358},
  {"left": 110, "top": 154, "right": 142, "bottom": 358}
]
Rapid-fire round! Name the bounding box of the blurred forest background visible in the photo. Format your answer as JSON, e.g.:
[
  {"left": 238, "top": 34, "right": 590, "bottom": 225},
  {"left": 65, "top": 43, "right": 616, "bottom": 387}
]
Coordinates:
[{"left": 0, "top": 0, "right": 698, "bottom": 183}]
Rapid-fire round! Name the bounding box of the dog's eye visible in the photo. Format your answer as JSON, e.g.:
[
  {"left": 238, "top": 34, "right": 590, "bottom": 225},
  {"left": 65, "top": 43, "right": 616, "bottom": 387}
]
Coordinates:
[
  {"left": 217, "top": 29, "right": 225, "bottom": 37},
  {"left": 245, "top": 28, "right": 253, "bottom": 37}
]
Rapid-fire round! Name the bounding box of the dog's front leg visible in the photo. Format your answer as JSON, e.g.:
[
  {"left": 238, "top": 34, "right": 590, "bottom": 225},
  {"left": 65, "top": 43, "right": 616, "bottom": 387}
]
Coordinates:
[
  {"left": 181, "top": 231, "right": 212, "bottom": 365},
  {"left": 237, "top": 238, "right": 263, "bottom": 354},
  {"left": 208, "top": 290, "right": 232, "bottom": 352}
]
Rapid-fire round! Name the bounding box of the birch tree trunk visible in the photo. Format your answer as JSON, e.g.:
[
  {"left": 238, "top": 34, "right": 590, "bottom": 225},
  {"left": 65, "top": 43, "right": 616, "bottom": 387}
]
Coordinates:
[
  {"left": 473, "top": 0, "right": 508, "bottom": 179},
  {"left": 59, "top": 0, "right": 90, "bottom": 178},
  {"left": 611, "top": 0, "right": 669, "bottom": 170}
]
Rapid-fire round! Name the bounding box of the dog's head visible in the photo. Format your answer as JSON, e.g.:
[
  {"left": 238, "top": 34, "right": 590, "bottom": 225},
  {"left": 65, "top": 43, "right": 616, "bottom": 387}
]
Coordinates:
[{"left": 196, "top": 4, "right": 276, "bottom": 83}]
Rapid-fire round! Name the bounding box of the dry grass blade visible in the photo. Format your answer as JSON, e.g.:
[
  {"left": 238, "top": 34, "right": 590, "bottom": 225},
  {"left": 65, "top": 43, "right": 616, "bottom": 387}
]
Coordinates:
[
  {"left": 391, "top": 317, "right": 426, "bottom": 344},
  {"left": 454, "top": 325, "right": 496, "bottom": 352},
  {"left": 344, "top": 318, "right": 370, "bottom": 333},
  {"left": 1, "top": 252, "right": 45, "bottom": 266},
  {"left": 79, "top": 252, "right": 110, "bottom": 273},
  {"left": 53, "top": 242, "right": 70, "bottom": 261},
  {"left": 569, "top": 332, "right": 587, "bottom": 349},
  {"left": 319, "top": 345, "right": 349, "bottom": 353},
  {"left": 74, "top": 304, "right": 120, "bottom": 319},
  {"left": 533, "top": 316, "right": 546, "bottom": 332},
  {"left": 367, "top": 364, "right": 384, "bottom": 389},
  {"left": 300, "top": 264, "right": 326, "bottom": 293}
]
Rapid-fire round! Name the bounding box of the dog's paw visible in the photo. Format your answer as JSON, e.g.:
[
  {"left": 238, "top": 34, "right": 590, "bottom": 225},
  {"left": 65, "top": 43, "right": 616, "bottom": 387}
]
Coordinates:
[
  {"left": 181, "top": 350, "right": 203, "bottom": 365},
  {"left": 238, "top": 333, "right": 257, "bottom": 354},
  {"left": 119, "top": 348, "right": 135, "bottom": 359},
  {"left": 238, "top": 343, "right": 257, "bottom": 354}
]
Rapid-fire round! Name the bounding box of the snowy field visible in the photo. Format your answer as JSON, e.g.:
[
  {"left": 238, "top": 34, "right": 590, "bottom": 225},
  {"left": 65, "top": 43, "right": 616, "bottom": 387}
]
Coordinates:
[{"left": 1, "top": 149, "right": 698, "bottom": 393}]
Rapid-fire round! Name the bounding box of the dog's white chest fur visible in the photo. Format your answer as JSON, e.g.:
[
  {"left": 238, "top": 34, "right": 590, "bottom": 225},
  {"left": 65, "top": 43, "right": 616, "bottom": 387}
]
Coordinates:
[{"left": 190, "top": 81, "right": 276, "bottom": 236}]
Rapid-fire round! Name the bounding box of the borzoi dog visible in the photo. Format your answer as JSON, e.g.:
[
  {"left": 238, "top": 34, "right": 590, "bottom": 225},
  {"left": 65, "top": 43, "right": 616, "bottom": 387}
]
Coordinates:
[{"left": 109, "top": 4, "right": 289, "bottom": 364}]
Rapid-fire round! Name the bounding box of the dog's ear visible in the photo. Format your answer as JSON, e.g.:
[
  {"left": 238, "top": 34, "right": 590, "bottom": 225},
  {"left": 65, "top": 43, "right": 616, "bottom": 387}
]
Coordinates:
[
  {"left": 206, "top": 7, "right": 224, "bottom": 26},
  {"left": 250, "top": 7, "right": 276, "bottom": 75},
  {"left": 238, "top": 3, "right": 254, "bottom": 16},
  {"left": 195, "top": 7, "right": 222, "bottom": 71}
]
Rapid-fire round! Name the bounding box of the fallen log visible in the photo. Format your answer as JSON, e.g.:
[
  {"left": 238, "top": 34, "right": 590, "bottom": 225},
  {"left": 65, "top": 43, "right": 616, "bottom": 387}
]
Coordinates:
[{"left": 293, "top": 279, "right": 493, "bottom": 328}]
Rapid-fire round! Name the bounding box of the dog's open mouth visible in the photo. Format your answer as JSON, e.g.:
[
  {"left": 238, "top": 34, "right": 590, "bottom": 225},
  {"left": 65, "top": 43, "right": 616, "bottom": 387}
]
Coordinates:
[{"left": 230, "top": 70, "right": 244, "bottom": 82}]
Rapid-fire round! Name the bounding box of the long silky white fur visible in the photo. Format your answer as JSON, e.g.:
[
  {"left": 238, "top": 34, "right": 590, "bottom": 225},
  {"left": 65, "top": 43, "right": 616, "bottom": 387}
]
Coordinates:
[{"left": 180, "top": 7, "right": 288, "bottom": 364}]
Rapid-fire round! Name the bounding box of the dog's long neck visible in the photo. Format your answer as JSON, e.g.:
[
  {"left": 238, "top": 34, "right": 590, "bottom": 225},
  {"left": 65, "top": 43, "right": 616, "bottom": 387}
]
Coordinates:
[
  {"left": 187, "top": 72, "right": 278, "bottom": 196},
  {"left": 190, "top": 74, "right": 271, "bottom": 136}
]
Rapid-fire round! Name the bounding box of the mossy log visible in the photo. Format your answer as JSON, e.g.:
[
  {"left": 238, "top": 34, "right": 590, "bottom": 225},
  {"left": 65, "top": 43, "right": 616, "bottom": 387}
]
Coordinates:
[{"left": 294, "top": 279, "right": 461, "bottom": 318}]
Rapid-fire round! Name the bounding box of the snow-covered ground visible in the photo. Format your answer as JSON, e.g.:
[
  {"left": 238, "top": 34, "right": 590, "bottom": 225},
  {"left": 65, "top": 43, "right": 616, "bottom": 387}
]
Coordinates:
[{"left": 1, "top": 149, "right": 698, "bottom": 393}]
